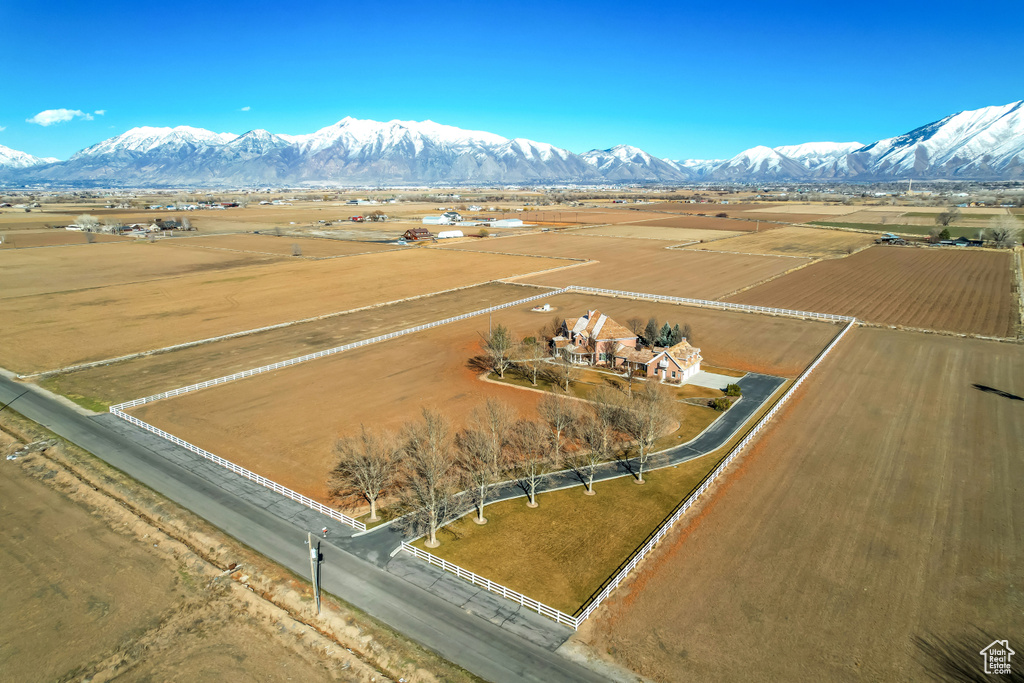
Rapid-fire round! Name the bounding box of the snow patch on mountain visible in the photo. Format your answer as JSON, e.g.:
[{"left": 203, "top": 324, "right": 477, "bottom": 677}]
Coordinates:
[{"left": 0, "top": 143, "right": 58, "bottom": 169}]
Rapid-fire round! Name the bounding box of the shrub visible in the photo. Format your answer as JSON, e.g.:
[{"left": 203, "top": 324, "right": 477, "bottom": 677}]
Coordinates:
[
  {"left": 715, "top": 212, "right": 728, "bottom": 218},
  {"left": 725, "top": 383, "right": 742, "bottom": 396},
  {"left": 708, "top": 397, "right": 731, "bottom": 411}
]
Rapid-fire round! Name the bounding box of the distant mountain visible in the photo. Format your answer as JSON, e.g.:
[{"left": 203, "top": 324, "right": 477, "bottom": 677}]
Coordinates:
[
  {"left": 0, "top": 143, "right": 58, "bottom": 171},
  {"left": 4, "top": 101, "right": 1023, "bottom": 186}
]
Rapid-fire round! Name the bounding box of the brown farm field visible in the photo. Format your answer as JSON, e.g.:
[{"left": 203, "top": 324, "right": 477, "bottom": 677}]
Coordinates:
[
  {"left": 581, "top": 327, "right": 1024, "bottom": 681},
  {"left": 628, "top": 215, "right": 762, "bottom": 231},
  {"left": 729, "top": 246, "right": 1017, "bottom": 336},
  {"left": 685, "top": 225, "right": 876, "bottom": 258},
  {"left": 0, "top": 229, "right": 132, "bottom": 249},
  {"left": 571, "top": 225, "right": 745, "bottom": 242},
  {"left": 439, "top": 233, "right": 810, "bottom": 299},
  {"left": 0, "top": 240, "right": 284, "bottom": 299},
  {"left": 0, "top": 248, "right": 566, "bottom": 374},
  {"left": 128, "top": 295, "right": 838, "bottom": 505},
  {"left": 44, "top": 282, "right": 538, "bottom": 408},
  {"left": 161, "top": 232, "right": 401, "bottom": 257}
]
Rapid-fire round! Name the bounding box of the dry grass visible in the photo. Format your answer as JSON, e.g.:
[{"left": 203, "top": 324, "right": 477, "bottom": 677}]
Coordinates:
[
  {"left": 572, "top": 225, "right": 745, "bottom": 242},
  {"left": 442, "top": 232, "right": 811, "bottom": 300},
  {"left": 685, "top": 225, "right": 876, "bottom": 258},
  {"left": 0, "top": 248, "right": 566, "bottom": 373},
  {"left": 161, "top": 232, "right": 401, "bottom": 257},
  {"left": 415, "top": 453, "right": 724, "bottom": 614}
]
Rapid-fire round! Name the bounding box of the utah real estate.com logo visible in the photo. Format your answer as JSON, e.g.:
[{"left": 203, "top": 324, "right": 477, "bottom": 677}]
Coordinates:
[{"left": 980, "top": 640, "right": 1014, "bottom": 675}]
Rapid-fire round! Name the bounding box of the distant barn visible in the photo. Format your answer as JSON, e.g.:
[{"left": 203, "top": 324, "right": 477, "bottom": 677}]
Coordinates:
[{"left": 403, "top": 228, "right": 433, "bottom": 241}]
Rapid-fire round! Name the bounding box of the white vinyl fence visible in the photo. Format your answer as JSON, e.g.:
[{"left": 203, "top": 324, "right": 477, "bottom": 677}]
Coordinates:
[
  {"left": 402, "top": 319, "right": 858, "bottom": 629},
  {"left": 566, "top": 286, "right": 856, "bottom": 323},
  {"left": 111, "top": 288, "right": 568, "bottom": 411},
  {"left": 110, "top": 406, "right": 366, "bottom": 530}
]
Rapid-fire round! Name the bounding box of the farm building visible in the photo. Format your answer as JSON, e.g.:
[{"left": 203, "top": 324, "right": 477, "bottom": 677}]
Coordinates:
[
  {"left": 403, "top": 228, "right": 433, "bottom": 241},
  {"left": 422, "top": 216, "right": 454, "bottom": 225},
  {"left": 550, "top": 309, "right": 702, "bottom": 384},
  {"left": 490, "top": 218, "right": 524, "bottom": 228},
  {"left": 437, "top": 230, "right": 464, "bottom": 239}
]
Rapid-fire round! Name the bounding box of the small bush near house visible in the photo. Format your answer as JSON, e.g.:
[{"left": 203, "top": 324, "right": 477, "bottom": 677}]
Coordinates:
[
  {"left": 725, "top": 383, "right": 742, "bottom": 396},
  {"left": 708, "top": 397, "right": 731, "bottom": 411}
]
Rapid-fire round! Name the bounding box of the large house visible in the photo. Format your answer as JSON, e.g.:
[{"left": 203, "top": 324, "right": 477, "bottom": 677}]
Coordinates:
[{"left": 551, "top": 309, "right": 702, "bottom": 384}]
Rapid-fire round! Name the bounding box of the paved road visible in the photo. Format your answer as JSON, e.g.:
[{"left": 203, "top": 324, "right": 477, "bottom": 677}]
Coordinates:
[{"left": 0, "top": 374, "right": 608, "bottom": 683}]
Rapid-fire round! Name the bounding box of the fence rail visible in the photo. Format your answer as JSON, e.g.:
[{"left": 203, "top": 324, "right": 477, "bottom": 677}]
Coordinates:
[
  {"left": 400, "top": 542, "right": 579, "bottom": 627},
  {"left": 566, "top": 286, "right": 856, "bottom": 322},
  {"left": 112, "top": 288, "right": 568, "bottom": 411},
  {"left": 109, "top": 407, "right": 366, "bottom": 530},
  {"left": 402, "top": 319, "right": 857, "bottom": 629}
]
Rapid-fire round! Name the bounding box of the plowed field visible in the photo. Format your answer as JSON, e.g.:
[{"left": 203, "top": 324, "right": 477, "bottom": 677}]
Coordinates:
[
  {"left": 583, "top": 327, "right": 1024, "bottom": 681},
  {"left": 729, "top": 246, "right": 1016, "bottom": 336},
  {"left": 129, "top": 294, "right": 837, "bottom": 505}
]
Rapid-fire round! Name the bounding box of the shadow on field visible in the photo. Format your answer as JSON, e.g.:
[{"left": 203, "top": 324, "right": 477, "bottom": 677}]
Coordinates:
[
  {"left": 972, "top": 384, "right": 1024, "bottom": 402},
  {"left": 913, "top": 629, "right": 1023, "bottom": 682}
]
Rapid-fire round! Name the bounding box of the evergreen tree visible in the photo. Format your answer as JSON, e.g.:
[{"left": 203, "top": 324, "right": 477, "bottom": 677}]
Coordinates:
[
  {"left": 670, "top": 324, "right": 682, "bottom": 345},
  {"left": 657, "top": 323, "right": 672, "bottom": 347},
  {"left": 644, "top": 317, "right": 659, "bottom": 346}
]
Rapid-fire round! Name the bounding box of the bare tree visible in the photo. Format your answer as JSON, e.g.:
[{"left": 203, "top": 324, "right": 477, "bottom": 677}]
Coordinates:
[
  {"left": 456, "top": 428, "right": 500, "bottom": 524},
  {"left": 539, "top": 314, "right": 563, "bottom": 342},
  {"left": 509, "top": 419, "right": 553, "bottom": 507},
  {"left": 331, "top": 425, "right": 399, "bottom": 522},
  {"left": 537, "top": 393, "right": 580, "bottom": 462},
  {"left": 935, "top": 208, "right": 961, "bottom": 227},
  {"left": 569, "top": 402, "right": 621, "bottom": 494},
  {"left": 399, "top": 409, "right": 460, "bottom": 547},
  {"left": 988, "top": 214, "right": 1020, "bottom": 248},
  {"left": 625, "top": 317, "right": 645, "bottom": 337},
  {"left": 618, "top": 381, "right": 675, "bottom": 483},
  {"left": 552, "top": 356, "right": 581, "bottom": 392},
  {"left": 621, "top": 362, "right": 643, "bottom": 398},
  {"left": 76, "top": 213, "right": 99, "bottom": 231},
  {"left": 483, "top": 323, "right": 515, "bottom": 379},
  {"left": 513, "top": 339, "right": 546, "bottom": 386},
  {"left": 467, "top": 398, "right": 516, "bottom": 471},
  {"left": 292, "top": 243, "right": 303, "bottom": 256}
]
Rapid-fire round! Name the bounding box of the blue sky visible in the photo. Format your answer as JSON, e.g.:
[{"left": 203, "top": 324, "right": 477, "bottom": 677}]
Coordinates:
[{"left": 2, "top": 0, "right": 1022, "bottom": 161}]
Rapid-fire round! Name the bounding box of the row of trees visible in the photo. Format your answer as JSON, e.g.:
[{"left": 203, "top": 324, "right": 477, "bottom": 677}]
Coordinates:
[{"left": 331, "top": 384, "right": 676, "bottom": 547}]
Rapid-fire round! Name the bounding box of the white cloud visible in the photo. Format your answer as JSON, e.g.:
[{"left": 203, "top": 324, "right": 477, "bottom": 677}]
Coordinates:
[
  {"left": 26, "top": 108, "right": 94, "bottom": 126},
  {"left": 94, "top": 109, "right": 106, "bottom": 116},
  {"left": 241, "top": 106, "right": 251, "bottom": 112},
  {"left": 0, "top": 125, "right": 6, "bottom": 132}
]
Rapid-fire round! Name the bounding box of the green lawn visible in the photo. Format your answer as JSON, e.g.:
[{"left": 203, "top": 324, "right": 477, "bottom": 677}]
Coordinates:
[{"left": 413, "top": 454, "right": 722, "bottom": 614}]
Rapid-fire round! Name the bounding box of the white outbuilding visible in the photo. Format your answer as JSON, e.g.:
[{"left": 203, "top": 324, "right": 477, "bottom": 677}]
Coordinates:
[
  {"left": 437, "top": 229, "right": 464, "bottom": 239},
  {"left": 422, "top": 216, "right": 453, "bottom": 225},
  {"left": 490, "top": 218, "right": 524, "bottom": 228}
]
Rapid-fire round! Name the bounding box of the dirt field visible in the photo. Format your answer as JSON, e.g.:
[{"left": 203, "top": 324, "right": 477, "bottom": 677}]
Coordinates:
[
  {"left": 440, "top": 233, "right": 810, "bottom": 300},
  {"left": 128, "top": 294, "right": 837, "bottom": 505},
  {"left": 627, "top": 215, "right": 763, "bottom": 232},
  {"left": 44, "top": 282, "right": 539, "bottom": 408},
  {"left": 572, "top": 225, "right": 745, "bottom": 242},
  {"left": 0, "top": 240, "right": 284, "bottom": 299},
  {"left": 580, "top": 327, "right": 1024, "bottom": 681},
  {"left": 162, "top": 232, "right": 401, "bottom": 257},
  {"left": 0, "top": 413, "right": 475, "bottom": 683},
  {"left": 685, "top": 226, "right": 876, "bottom": 258},
  {"left": 729, "top": 246, "right": 1017, "bottom": 337},
  {"left": 0, "top": 229, "right": 131, "bottom": 249},
  {"left": 1, "top": 248, "right": 566, "bottom": 374}
]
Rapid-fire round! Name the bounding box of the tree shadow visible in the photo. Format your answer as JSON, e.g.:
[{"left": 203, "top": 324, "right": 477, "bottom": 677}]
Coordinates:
[
  {"left": 466, "top": 355, "right": 492, "bottom": 374},
  {"left": 972, "top": 384, "right": 1024, "bottom": 402},
  {"left": 913, "top": 629, "right": 1023, "bottom": 682}
]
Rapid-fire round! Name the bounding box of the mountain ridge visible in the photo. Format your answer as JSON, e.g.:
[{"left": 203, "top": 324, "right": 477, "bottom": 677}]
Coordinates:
[{"left": 2, "top": 101, "right": 1022, "bottom": 185}]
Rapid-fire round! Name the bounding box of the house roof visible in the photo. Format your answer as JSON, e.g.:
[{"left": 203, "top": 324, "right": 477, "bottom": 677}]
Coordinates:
[{"left": 563, "top": 310, "right": 635, "bottom": 342}]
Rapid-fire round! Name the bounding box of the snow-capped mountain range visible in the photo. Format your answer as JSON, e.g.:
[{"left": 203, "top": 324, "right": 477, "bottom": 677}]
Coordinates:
[{"left": 2, "top": 101, "right": 1022, "bottom": 185}]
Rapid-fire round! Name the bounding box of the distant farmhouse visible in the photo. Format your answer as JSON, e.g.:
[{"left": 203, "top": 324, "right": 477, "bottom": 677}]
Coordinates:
[{"left": 551, "top": 309, "right": 702, "bottom": 384}]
